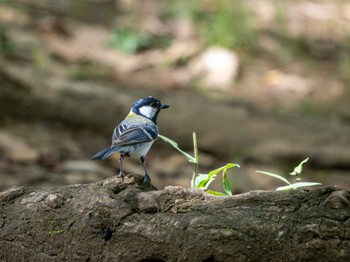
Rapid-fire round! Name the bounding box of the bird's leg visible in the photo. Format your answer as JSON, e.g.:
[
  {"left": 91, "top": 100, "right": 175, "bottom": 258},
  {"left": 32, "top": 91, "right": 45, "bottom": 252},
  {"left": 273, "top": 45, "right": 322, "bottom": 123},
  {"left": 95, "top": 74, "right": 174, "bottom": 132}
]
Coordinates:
[
  {"left": 118, "top": 153, "right": 125, "bottom": 180},
  {"left": 140, "top": 156, "right": 151, "bottom": 184}
]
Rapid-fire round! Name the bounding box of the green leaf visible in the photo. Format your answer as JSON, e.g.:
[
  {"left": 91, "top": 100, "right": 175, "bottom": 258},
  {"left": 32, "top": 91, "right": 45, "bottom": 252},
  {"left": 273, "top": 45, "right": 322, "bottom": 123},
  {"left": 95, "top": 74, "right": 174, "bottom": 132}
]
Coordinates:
[
  {"left": 193, "top": 163, "right": 239, "bottom": 190},
  {"left": 290, "top": 157, "right": 309, "bottom": 176},
  {"left": 208, "top": 163, "right": 240, "bottom": 177},
  {"left": 222, "top": 167, "right": 233, "bottom": 196},
  {"left": 158, "top": 134, "right": 196, "bottom": 163},
  {"left": 194, "top": 173, "right": 217, "bottom": 189},
  {"left": 276, "top": 182, "right": 321, "bottom": 191},
  {"left": 255, "top": 170, "right": 291, "bottom": 185},
  {"left": 223, "top": 177, "right": 232, "bottom": 196},
  {"left": 206, "top": 190, "right": 229, "bottom": 196},
  {"left": 108, "top": 29, "right": 152, "bottom": 54},
  {"left": 210, "top": 163, "right": 239, "bottom": 195}
]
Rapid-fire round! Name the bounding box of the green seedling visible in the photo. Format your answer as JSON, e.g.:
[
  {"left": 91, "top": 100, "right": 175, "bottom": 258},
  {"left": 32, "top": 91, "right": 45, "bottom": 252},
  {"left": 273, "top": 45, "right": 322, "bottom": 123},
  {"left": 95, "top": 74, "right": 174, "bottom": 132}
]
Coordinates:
[
  {"left": 159, "top": 133, "right": 239, "bottom": 196},
  {"left": 256, "top": 157, "right": 321, "bottom": 190}
]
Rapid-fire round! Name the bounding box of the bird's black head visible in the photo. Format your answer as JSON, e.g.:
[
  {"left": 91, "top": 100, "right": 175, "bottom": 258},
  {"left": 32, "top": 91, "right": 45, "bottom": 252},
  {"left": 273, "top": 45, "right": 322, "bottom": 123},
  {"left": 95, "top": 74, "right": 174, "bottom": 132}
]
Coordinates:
[{"left": 131, "top": 96, "right": 169, "bottom": 122}]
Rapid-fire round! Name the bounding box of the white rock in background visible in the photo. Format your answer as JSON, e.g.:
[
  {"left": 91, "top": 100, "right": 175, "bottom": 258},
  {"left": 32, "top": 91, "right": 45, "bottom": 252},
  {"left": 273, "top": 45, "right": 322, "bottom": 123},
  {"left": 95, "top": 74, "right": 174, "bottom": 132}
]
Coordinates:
[{"left": 189, "top": 46, "right": 240, "bottom": 92}]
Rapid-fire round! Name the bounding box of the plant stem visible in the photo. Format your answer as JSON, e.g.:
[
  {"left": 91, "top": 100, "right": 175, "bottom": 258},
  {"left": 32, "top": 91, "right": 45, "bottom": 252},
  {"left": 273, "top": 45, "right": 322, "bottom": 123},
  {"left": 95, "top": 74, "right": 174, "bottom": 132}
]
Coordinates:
[{"left": 191, "top": 132, "right": 199, "bottom": 188}]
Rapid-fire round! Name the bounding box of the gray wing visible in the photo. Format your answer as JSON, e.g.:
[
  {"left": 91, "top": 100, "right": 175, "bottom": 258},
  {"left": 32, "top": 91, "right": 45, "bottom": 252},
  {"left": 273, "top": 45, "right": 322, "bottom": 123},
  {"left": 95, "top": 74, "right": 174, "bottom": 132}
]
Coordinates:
[{"left": 112, "top": 124, "right": 158, "bottom": 147}]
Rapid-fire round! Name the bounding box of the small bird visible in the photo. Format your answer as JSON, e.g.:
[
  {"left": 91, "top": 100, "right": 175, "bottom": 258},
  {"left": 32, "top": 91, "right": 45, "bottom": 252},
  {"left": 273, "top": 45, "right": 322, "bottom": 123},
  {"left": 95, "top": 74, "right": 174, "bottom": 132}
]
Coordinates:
[{"left": 91, "top": 96, "right": 169, "bottom": 183}]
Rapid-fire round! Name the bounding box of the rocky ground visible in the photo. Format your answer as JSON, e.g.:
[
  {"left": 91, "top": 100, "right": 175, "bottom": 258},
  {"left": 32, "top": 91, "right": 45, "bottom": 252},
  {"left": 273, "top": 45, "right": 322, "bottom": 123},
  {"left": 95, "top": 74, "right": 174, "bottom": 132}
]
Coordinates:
[{"left": 1, "top": 175, "right": 349, "bottom": 261}]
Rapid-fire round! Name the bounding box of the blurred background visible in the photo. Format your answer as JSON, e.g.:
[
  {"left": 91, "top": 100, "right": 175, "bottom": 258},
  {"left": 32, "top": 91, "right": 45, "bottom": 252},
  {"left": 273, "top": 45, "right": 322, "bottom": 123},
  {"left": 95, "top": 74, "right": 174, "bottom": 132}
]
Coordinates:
[{"left": 1, "top": 0, "right": 350, "bottom": 193}]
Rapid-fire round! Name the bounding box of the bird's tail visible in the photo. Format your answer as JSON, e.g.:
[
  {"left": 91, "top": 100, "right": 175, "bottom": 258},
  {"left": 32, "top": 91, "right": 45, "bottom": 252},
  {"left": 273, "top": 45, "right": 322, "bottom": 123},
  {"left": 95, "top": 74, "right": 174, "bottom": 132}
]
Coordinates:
[{"left": 91, "top": 146, "right": 120, "bottom": 160}]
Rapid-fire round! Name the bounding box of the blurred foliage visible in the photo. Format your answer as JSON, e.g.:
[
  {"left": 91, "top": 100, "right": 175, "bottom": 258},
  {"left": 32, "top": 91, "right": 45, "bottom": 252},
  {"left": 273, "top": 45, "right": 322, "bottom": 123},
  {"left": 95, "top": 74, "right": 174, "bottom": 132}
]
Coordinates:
[
  {"left": 338, "top": 48, "right": 350, "bottom": 88},
  {"left": 108, "top": 28, "right": 173, "bottom": 54},
  {"left": 164, "top": 0, "right": 258, "bottom": 52},
  {"left": 107, "top": 0, "right": 258, "bottom": 54},
  {"left": 195, "top": 1, "right": 258, "bottom": 52},
  {"left": 108, "top": 29, "right": 152, "bottom": 54},
  {"left": 3, "top": 0, "right": 350, "bottom": 92},
  {"left": 0, "top": 23, "right": 14, "bottom": 57},
  {"left": 69, "top": 60, "right": 111, "bottom": 82}
]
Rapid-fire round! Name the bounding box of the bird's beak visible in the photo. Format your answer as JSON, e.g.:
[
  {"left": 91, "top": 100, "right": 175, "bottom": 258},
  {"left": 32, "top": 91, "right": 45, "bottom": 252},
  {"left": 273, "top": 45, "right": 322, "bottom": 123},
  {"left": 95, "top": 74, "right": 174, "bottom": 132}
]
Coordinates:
[{"left": 160, "top": 104, "right": 170, "bottom": 109}]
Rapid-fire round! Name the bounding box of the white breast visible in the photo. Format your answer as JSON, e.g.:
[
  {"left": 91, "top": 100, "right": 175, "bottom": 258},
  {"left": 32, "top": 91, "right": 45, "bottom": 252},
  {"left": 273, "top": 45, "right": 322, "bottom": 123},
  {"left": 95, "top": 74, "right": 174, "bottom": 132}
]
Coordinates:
[{"left": 121, "top": 141, "right": 155, "bottom": 159}]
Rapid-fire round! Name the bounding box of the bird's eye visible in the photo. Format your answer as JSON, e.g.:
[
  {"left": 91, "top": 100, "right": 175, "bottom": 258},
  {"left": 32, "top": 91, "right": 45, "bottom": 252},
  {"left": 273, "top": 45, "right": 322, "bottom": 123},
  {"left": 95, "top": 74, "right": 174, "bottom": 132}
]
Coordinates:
[{"left": 150, "top": 102, "right": 159, "bottom": 107}]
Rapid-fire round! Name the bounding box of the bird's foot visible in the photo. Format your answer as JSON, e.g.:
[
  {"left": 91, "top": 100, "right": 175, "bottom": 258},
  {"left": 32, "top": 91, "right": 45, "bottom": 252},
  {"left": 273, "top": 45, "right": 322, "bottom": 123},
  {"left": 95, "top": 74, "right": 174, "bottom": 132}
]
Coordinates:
[
  {"left": 143, "top": 173, "right": 151, "bottom": 184},
  {"left": 117, "top": 171, "right": 125, "bottom": 181}
]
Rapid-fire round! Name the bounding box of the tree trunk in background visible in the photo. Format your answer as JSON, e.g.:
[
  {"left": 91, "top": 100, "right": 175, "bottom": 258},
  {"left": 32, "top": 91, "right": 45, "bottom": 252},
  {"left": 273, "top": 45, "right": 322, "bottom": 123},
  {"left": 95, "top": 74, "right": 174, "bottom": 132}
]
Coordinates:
[
  {"left": 2, "top": 63, "right": 350, "bottom": 169},
  {"left": 0, "top": 175, "right": 349, "bottom": 261}
]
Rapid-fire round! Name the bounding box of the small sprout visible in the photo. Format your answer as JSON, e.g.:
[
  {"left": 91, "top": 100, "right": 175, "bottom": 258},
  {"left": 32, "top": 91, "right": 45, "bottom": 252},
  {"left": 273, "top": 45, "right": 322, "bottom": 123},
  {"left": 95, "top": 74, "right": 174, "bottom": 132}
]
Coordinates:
[
  {"left": 159, "top": 133, "right": 239, "bottom": 196},
  {"left": 256, "top": 157, "right": 321, "bottom": 191},
  {"left": 159, "top": 134, "right": 320, "bottom": 194},
  {"left": 290, "top": 157, "right": 309, "bottom": 176}
]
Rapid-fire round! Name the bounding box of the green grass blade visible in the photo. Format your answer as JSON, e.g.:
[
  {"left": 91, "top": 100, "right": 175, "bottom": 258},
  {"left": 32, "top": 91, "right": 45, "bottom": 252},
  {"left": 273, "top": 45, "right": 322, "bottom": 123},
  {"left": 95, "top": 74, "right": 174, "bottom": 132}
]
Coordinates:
[
  {"left": 158, "top": 134, "right": 196, "bottom": 163},
  {"left": 255, "top": 170, "right": 291, "bottom": 185},
  {"left": 276, "top": 182, "right": 321, "bottom": 191}
]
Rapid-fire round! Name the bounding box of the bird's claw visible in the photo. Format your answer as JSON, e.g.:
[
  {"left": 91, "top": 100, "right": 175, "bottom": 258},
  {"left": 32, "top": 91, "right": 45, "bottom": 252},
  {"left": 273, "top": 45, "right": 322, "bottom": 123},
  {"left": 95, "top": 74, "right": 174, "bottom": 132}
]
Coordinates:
[
  {"left": 143, "top": 173, "right": 151, "bottom": 184},
  {"left": 118, "top": 171, "right": 125, "bottom": 181}
]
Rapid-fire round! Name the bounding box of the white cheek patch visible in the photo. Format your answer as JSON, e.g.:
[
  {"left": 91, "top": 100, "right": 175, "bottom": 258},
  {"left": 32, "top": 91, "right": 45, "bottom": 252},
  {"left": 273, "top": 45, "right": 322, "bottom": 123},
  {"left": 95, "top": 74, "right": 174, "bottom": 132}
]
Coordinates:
[{"left": 139, "top": 106, "right": 157, "bottom": 118}]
